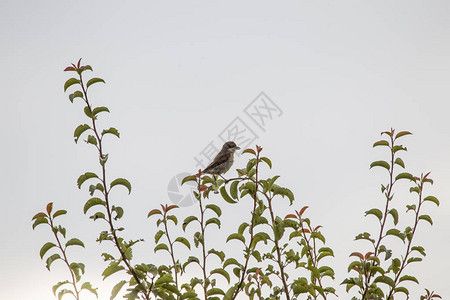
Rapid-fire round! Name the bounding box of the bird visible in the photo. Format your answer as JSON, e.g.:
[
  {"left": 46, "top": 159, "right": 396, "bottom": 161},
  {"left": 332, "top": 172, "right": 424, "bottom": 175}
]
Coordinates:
[{"left": 202, "top": 141, "right": 240, "bottom": 177}]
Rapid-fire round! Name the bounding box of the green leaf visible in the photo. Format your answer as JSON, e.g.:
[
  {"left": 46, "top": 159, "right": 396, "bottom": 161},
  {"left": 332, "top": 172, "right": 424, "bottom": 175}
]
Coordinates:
[
  {"left": 40, "top": 242, "right": 56, "bottom": 259},
  {"left": 83, "top": 197, "right": 105, "bottom": 214},
  {"left": 66, "top": 238, "right": 85, "bottom": 248},
  {"left": 73, "top": 124, "right": 91, "bottom": 143},
  {"left": 373, "top": 140, "right": 389, "bottom": 147},
  {"left": 220, "top": 186, "right": 237, "bottom": 204},
  {"left": 250, "top": 232, "right": 271, "bottom": 248},
  {"left": 89, "top": 212, "right": 105, "bottom": 221},
  {"left": 230, "top": 181, "right": 239, "bottom": 200},
  {"left": 174, "top": 237, "right": 191, "bottom": 249},
  {"left": 154, "top": 244, "right": 169, "bottom": 252},
  {"left": 395, "top": 172, "right": 415, "bottom": 181},
  {"left": 208, "top": 249, "right": 225, "bottom": 262},
  {"left": 311, "top": 231, "right": 326, "bottom": 243},
  {"left": 182, "top": 216, "right": 198, "bottom": 231},
  {"left": 271, "top": 185, "right": 294, "bottom": 204},
  {"left": 386, "top": 229, "right": 405, "bottom": 241},
  {"left": 419, "top": 214, "right": 433, "bottom": 225},
  {"left": 32, "top": 217, "right": 49, "bottom": 229},
  {"left": 182, "top": 175, "right": 197, "bottom": 185},
  {"left": 84, "top": 106, "right": 93, "bottom": 118},
  {"left": 210, "top": 269, "right": 230, "bottom": 283},
  {"left": 113, "top": 205, "right": 123, "bottom": 219},
  {"left": 206, "top": 288, "right": 225, "bottom": 296},
  {"left": 92, "top": 106, "right": 110, "bottom": 116},
  {"left": 370, "top": 161, "right": 390, "bottom": 170},
  {"left": 167, "top": 215, "right": 177, "bottom": 225},
  {"left": 394, "top": 157, "right": 405, "bottom": 168},
  {"left": 365, "top": 208, "right": 382, "bottom": 221},
  {"left": 68, "top": 91, "right": 83, "bottom": 103},
  {"left": 77, "top": 172, "right": 99, "bottom": 189},
  {"left": 154, "top": 230, "right": 164, "bottom": 243},
  {"left": 226, "top": 233, "right": 245, "bottom": 244},
  {"left": 102, "top": 262, "right": 124, "bottom": 279},
  {"left": 64, "top": 78, "right": 80, "bottom": 92},
  {"left": 407, "top": 257, "right": 422, "bottom": 264},
  {"left": 224, "top": 285, "right": 237, "bottom": 300},
  {"left": 394, "top": 286, "right": 409, "bottom": 296},
  {"left": 101, "top": 127, "right": 120, "bottom": 138},
  {"left": 392, "top": 145, "right": 407, "bottom": 153},
  {"left": 110, "top": 178, "right": 132, "bottom": 194},
  {"left": 373, "top": 275, "right": 395, "bottom": 287},
  {"left": 399, "top": 275, "right": 419, "bottom": 284},
  {"left": 388, "top": 208, "right": 399, "bottom": 225},
  {"left": 53, "top": 210, "right": 67, "bottom": 218},
  {"left": 424, "top": 196, "right": 440, "bottom": 206},
  {"left": 260, "top": 157, "right": 272, "bottom": 168},
  {"left": 183, "top": 256, "right": 200, "bottom": 270},
  {"left": 46, "top": 254, "right": 61, "bottom": 270},
  {"left": 205, "top": 217, "right": 221, "bottom": 228},
  {"left": 87, "top": 135, "right": 97, "bottom": 146},
  {"left": 238, "top": 222, "right": 249, "bottom": 235},
  {"left": 205, "top": 204, "right": 222, "bottom": 217},
  {"left": 80, "top": 282, "right": 98, "bottom": 297},
  {"left": 89, "top": 183, "right": 104, "bottom": 196},
  {"left": 223, "top": 258, "right": 241, "bottom": 269},
  {"left": 395, "top": 131, "right": 412, "bottom": 139},
  {"left": 52, "top": 281, "right": 70, "bottom": 295},
  {"left": 155, "top": 274, "right": 174, "bottom": 285},
  {"left": 58, "top": 289, "right": 74, "bottom": 300},
  {"left": 86, "top": 77, "right": 105, "bottom": 89},
  {"left": 411, "top": 246, "right": 426, "bottom": 256}
]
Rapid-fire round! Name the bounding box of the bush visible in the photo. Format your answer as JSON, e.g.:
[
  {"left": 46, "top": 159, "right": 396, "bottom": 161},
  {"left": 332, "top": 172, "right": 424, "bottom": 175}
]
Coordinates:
[{"left": 32, "top": 60, "right": 441, "bottom": 300}]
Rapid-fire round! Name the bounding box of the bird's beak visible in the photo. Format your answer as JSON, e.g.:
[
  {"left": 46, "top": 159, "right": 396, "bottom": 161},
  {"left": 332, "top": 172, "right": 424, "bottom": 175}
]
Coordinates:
[{"left": 236, "top": 146, "right": 241, "bottom": 150}]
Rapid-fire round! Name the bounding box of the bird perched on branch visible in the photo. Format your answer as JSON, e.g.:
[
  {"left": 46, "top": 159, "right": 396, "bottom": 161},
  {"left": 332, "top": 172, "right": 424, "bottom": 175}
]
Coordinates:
[{"left": 202, "top": 141, "right": 240, "bottom": 177}]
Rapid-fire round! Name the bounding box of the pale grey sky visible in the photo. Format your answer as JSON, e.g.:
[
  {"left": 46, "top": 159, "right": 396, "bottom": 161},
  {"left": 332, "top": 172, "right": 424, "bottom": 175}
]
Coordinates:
[{"left": 1, "top": 1, "right": 449, "bottom": 299}]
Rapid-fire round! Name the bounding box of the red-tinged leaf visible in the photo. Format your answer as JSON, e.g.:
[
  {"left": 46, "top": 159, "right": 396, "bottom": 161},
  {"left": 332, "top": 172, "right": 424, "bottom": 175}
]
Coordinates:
[
  {"left": 365, "top": 252, "right": 374, "bottom": 259},
  {"left": 32, "top": 212, "right": 47, "bottom": 220},
  {"left": 147, "top": 209, "right": 162, "bottom": 218},
  {"left": 243, "top": 148, "right": 256, "bottom": 156},
  {"left": 381, "top": 131, "right": 393, "bottom": 137},
  {"left": 395, "top": 131, "right": 412, "bottom": 140},
  {"left": 314, "top": 225, "right": 322, "bottom": 231},
  {"left": 285, "top": 214, "right": 297, "bottom": 219},
  {"left": 166, "top": 205, "right": 178, "bottom": 212},
  {"left": 300, "top": 228, "right": 310, "bottom": 234},
  {"left": 256, "top": 145, "right": 263, "bottom": 153},
  {"left": 299, "top": 206, "right": 309, "bottom": 216},
  {"left": 77, "top": 58, "right": 82, "bottom": 68},
  {"left": 350, "top": 252, "right": 364, "bottom": 260},
  {"left": 352, "top": 266, "right": 359, "bottom": 272},
  {"left": 64, "top": 66, "right": 76, "bottom": 72},
  {"left": 200, "top": 185, "right": 208, "bottom": 192},
  {"left": 46, "top": 203, "right": 53, "bottom": 214}
]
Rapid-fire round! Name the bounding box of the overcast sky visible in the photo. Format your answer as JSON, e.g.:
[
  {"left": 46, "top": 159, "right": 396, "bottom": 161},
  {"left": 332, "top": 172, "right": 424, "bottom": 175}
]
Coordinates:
[{"left": 1, "top": 1, "right": 450, "bottom": 299}]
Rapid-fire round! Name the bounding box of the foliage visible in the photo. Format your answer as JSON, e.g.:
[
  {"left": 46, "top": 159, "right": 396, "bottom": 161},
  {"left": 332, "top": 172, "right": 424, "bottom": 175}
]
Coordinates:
[
  {"left": 32, "top": 202, "right": 97, "bottom": 299},
  {"left": 32, "top": 60, "right": 441, "bottom": 299}
]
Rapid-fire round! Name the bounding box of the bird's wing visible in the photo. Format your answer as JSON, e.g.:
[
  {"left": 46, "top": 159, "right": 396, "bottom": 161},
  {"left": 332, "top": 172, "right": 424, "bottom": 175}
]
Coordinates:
[{"left": 203, "top": 152, "right": 230, "bottom": 172}]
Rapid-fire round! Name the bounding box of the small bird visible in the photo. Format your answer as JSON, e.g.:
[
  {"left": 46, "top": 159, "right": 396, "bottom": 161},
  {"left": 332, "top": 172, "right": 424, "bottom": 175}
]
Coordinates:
[{"left": 202, "top": 141, "right": 240, "bottom": 177}]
